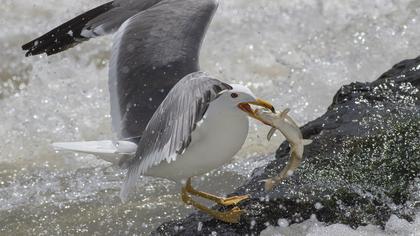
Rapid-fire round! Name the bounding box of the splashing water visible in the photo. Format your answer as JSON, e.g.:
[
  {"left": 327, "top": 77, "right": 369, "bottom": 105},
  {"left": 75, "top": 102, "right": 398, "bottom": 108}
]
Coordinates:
[
  {"left": 261, "top": 213, "right": 420, "bottom": 236},
  {"left": 1, "top": 0, "right": 419, "bottom": 235}
]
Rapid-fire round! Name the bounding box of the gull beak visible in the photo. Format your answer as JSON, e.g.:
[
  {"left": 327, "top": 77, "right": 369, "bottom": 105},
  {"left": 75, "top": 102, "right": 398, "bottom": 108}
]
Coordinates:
[{"left": 238, "top": 98, "right": 275, "bottom": 125}]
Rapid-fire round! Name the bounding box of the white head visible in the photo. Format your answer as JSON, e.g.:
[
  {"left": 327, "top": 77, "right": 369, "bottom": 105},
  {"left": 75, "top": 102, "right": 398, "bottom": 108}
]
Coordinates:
[{"left": 217, "top": 84, "right": 275, "bottom": 123}]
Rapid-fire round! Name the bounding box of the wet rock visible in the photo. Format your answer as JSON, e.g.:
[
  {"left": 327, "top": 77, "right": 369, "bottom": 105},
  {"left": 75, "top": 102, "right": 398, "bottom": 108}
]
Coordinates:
[{"left": 152, "top": 57, "right": 420, "bottom": 235}]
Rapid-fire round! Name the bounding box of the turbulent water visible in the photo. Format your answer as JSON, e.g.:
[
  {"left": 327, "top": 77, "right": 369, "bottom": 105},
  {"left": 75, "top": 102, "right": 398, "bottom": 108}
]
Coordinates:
[{"left": 0, "top": 0, "right": 419, "bottom": 235}]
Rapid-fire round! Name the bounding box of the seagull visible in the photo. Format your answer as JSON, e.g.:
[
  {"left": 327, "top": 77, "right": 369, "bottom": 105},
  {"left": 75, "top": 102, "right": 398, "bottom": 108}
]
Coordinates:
[{"left": 22, "top": 0, "right": 275, "bottom": 223}]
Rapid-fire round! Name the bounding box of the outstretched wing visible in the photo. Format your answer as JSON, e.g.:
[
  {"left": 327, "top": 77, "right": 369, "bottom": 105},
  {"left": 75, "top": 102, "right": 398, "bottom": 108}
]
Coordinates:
[
  {"left": 22, "top": 0, "right": 219, "bottom": 141},
  {"left": 119, "top": 72, "right": 231, "bottom": 201},
  {"left": 110, "top": 0, "right": 219, "bottom": 140},
  {"left": 22, "top": 0, "right": 162, "bottom": 56}
]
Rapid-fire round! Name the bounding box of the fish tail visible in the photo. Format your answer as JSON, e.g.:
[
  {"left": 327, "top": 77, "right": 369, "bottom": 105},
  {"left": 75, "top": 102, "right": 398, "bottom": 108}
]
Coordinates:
[
  {"left": 263, "top": 178, "right": 275, "bottom": 191},
  {"left": 303, "top": 139, "right": 313, "bottom": 145}
]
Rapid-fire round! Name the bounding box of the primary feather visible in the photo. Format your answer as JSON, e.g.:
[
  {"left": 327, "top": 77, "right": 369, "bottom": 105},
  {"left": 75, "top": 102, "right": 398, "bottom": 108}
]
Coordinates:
[{"left": 119, "top": 72, "right": 231, "bottom": 201}]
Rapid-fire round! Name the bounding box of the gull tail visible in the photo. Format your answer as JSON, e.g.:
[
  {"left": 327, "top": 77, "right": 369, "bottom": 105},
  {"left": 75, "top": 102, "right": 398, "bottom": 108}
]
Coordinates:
[
  {"left": 52, "top": 140, "right": 137, "bottom": 165},
  {"left": 22, "top": 1, "right": 114, "bottom": 56},
  {"left": 119, "top": 169, "right": 136, "bottom": 203}
]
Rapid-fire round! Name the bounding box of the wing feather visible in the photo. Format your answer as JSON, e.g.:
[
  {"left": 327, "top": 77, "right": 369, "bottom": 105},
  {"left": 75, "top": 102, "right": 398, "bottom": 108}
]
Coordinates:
[
  {"left": 22, "top": 0, "right": 162, "bottom": 56},
  {"left": 120, "top": 72, "right": 231, "bottom": 201},
  {"left": 109, "top": 0, "right": 219, "bottom": 139},
  {"left": 22, "top": 0, "right": 219, "bottom": 141}
]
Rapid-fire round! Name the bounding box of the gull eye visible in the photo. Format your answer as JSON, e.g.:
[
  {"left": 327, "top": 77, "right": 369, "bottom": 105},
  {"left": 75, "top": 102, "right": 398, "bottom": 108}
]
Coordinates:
[{"left": 230, "top": 93, "right": 239, "bottom": 98}]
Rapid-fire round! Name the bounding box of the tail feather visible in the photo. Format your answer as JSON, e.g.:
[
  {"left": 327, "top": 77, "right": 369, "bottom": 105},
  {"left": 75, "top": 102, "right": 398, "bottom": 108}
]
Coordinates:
[
  {"left": 119, "top": 165, "right": 140, "bottom": 203},
  {"left": 22, "top": 1, "right": 114, "bottom": 56},
  {"left": 53, "top": 140, "right": 137, "bottom": 167}
]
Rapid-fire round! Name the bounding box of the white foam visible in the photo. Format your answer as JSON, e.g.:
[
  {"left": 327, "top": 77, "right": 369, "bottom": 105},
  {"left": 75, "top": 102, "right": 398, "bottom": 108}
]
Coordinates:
[
  {"left": 261, "top": 214, "right": 420, "bottom": 236},
  {"left": 0, "top": 0, "right": 419, "bottom": 234},
  {"left": 2, "top": 0, "right": 420, "bottom": 164}
]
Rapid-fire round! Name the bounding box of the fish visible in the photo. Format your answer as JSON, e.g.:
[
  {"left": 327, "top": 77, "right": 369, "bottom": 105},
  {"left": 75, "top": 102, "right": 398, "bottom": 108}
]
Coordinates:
[{"left": 255, "top": 108, "right": 312, "bottom": 191}]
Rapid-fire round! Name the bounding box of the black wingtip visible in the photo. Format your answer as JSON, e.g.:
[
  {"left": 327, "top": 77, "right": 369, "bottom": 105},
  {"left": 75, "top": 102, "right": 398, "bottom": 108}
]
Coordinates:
[
  {"left": 22, "top": 1, "right": 114, "bottom": 57},
  {"left": 22, "top": 41, "right": 35, "bottom": 57}
]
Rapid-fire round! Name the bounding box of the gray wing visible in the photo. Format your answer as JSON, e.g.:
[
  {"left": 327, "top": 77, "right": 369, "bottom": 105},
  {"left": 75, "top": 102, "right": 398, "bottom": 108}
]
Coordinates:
[
  {"left": 22, "top": 0, "right": 219, "bottom": 141},
  {"left": 119, "top": 72, "right": 231, "bottom": 201},
  {"left": 110, "top": 0, "right": 219, "bottom": 140},
  {"left": 22, "top": 0, "right": 163, "bottom": 56}
]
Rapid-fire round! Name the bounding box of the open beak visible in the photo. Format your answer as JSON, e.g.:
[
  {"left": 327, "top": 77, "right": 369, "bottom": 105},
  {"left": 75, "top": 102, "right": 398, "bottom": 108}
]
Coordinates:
[{"left": 238, "top": 98, "right": 275, "bottom": 125}]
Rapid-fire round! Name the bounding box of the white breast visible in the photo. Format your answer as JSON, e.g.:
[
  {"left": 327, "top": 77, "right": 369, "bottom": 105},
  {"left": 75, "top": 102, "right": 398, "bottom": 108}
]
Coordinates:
[{"left": 145, "top": 99, "right": 249, "bottom": 182}]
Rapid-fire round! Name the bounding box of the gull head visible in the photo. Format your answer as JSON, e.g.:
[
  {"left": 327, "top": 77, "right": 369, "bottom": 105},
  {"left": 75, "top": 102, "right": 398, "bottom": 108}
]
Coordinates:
[{"left": 219, "top": 84, "right": 275, "bottom": 124}]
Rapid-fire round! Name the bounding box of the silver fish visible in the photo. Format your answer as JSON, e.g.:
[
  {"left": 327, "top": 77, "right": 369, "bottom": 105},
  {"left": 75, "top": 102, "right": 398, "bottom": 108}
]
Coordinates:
[{"left": 255, "top": 108, "right": 312, "bottom": 191}]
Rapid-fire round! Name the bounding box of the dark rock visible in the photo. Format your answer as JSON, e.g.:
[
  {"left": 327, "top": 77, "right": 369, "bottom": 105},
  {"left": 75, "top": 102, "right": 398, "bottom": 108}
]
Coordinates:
[{"left": 152, "top": 57, "right": 420, "bottom": 235}]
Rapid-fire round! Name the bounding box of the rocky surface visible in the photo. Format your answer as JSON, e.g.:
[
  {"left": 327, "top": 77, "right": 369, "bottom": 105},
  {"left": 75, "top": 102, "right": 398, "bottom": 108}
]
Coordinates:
[{"left": 152, "top": 57, "right": 420, "bottom": 235}]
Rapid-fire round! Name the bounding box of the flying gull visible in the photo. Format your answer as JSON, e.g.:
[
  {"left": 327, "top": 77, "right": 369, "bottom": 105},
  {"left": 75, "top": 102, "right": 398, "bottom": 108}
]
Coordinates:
[{"left": 22, "top": 0, "right": 275, "bottom": 223}]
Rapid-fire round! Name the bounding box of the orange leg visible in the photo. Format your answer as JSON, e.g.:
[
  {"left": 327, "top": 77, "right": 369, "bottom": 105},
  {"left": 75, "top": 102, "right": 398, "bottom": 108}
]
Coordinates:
[
  {"left": 185, "top": 177, "right": 249, "bottom": 206},
  {"left": 180, "top": 177, "right": 249, "bottom": 224}
]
